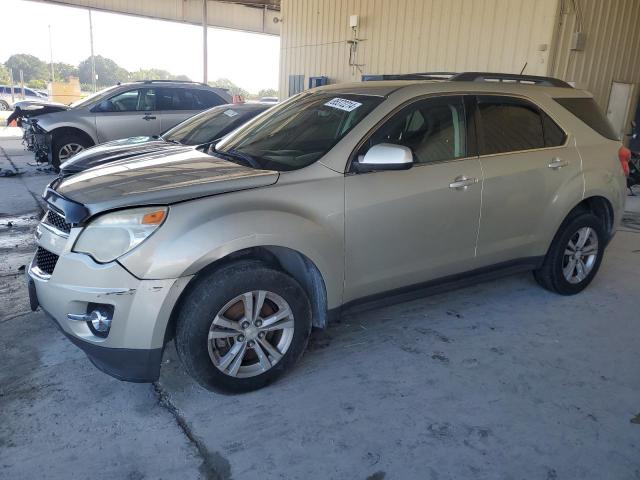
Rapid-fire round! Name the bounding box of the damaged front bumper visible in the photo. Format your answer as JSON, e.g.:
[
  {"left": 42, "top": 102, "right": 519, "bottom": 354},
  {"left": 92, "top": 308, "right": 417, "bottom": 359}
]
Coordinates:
[{"left": 27, "top": 222, "right": 192, "bottom": 382}]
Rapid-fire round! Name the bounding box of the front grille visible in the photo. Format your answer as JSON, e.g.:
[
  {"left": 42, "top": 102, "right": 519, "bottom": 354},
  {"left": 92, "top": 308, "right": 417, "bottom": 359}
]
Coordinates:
[
  {"left": 44, "top": 209, "right": 71, "bottom": 234},
  {"left": 35, "top": 247, "right": 59, "bottom": 275}
]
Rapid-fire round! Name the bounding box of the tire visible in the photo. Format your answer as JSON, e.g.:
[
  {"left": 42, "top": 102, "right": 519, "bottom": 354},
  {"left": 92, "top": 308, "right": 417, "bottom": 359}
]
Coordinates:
[
  {"left": 175, "top": 261, "right": 312, "bottom": 393},
  {"left": 0, "top": 100, "right": 10, "bottom": 111},
  {"left": 533, "top": 212, "right": 606, "bottom": 295},
  {"left": 52, "top": 133, "right": 92, "bottom": 168}
]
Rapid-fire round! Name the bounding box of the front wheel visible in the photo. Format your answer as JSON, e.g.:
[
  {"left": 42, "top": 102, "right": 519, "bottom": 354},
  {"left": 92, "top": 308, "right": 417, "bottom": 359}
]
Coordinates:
[
  {"left": 0, "top": 100, "right": 10, "bottom": 111},
  {"left": 534, "top": 213, "right": 606, "bottom": 295},
  {"left": 52, "top": 133, "right": 92, "bottom": 168},
  {"left": 175, "top": 261, "right": 312, "bottom": 392}
]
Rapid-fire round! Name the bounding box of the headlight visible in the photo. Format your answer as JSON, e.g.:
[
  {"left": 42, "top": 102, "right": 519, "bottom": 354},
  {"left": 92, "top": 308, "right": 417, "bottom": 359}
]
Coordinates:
[{"left": 73, "top": 207, "right": 167, "bottom": 263}]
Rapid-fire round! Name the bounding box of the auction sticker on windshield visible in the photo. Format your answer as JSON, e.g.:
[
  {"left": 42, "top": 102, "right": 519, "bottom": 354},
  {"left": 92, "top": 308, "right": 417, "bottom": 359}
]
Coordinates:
[
  {"left": 324, "top": 98, "right": 362, "bottom": 112},
  {"left": 223, "top": 109, "right": 239, "bottom": 117}
]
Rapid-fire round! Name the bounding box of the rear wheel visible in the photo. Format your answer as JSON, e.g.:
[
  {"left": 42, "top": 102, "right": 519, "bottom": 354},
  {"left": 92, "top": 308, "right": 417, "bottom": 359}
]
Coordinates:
[
  {"left": 52, "top": 133, "right": 92, "bottom": 168},
  {"left": 175, "top": 261, "right": 312, "bottom": 392},
  {"left": 0, "top": 100, "right": 10, "bottom": 111},
  {"left": 534, "top": 212, "right": 606, "bottom": 295}
]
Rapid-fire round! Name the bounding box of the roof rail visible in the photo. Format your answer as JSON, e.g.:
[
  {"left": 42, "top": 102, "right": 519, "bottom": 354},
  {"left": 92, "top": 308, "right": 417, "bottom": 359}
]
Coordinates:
[
  {"left": 133, "top": 79, "right": 210, "bottom": 87},
  {"left": 450, "top": 72, "right": 572, "bottom": 88},
  {"left": 362, "top": 72, "right": 456, "bottom": 81}
]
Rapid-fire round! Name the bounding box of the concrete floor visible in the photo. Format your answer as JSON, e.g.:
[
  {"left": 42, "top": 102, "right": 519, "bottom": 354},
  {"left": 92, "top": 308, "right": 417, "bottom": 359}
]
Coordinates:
[{"left": 1, "top": 137, "right": 639, "bottom": 480}]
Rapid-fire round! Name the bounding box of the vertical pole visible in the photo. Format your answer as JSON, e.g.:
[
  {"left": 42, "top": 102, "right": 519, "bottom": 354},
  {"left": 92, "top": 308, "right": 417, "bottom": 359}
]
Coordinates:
[
  {"left": 202, "top": 0, "right": 208, "bottom": 84},
  {"left": 89, "top": 9, "right": 97, "bottom": 92},
  {"left": 49, "top": 25, "right": 55, "bottom": 83},
  {"left": 9, "top": 68, "right": 15, "bottom": 104},
  {"left": 19, "top": 70, "right": 25, "bottom": 99}
]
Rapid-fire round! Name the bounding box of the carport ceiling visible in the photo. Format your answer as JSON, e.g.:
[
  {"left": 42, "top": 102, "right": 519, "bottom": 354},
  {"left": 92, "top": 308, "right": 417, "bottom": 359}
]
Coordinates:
[{"left": 28, "top": 0, "right": 281, "bottom": 35}]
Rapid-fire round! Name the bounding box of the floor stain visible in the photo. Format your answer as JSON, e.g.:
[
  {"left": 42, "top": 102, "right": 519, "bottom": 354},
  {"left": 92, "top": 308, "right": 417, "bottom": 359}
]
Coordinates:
[{"left": 630, "top": 413, "right": 640, "bottom": 424}]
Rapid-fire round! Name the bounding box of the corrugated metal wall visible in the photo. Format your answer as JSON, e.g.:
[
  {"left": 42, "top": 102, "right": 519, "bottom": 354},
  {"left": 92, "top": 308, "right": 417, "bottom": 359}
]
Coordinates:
[
  {"left": 550, "top": 0, "right": 640, "bottom": 116},
  {"left": 279, "top": 0, "right": 560, "bottom": 97}
]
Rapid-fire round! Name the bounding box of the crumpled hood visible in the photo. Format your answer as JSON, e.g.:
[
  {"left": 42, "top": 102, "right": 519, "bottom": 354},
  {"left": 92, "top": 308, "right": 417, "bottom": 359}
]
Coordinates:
[
  {"left": 59, "top": 136, "right": 182, "bottom": 175},
  {"left": 52, "top": 148, "right": 279, "bottom": 217}
]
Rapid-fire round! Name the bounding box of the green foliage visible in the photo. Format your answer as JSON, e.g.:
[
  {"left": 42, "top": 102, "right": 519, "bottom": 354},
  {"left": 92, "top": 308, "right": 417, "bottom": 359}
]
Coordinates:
[
  {"left": 78, "top": 55, "right": 129, "bottom": 86},
  {"left": 0, "top": 64, "right": 10, "bottom": 84},
  {"left": 27, "top": 79, "right": 47, "bottom": 90},
  {"left": 257, "top": 88, "right": 278, "bottom": 99},
  {"left": 131, "top": 69, "right": 192, "bottom": 82},
  {"left": 5, "top": 54, "right": 49, "bottom": 82},
  {"left": 53, "top": 62, "right": 79, "bottom": 81},
  {"left": 208, "top": 78, "right": 249, "bottom": 98}
]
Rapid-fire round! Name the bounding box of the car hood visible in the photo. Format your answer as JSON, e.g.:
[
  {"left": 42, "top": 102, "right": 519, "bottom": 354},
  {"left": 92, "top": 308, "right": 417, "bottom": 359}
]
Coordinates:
[
  {"left": 13, "top": 100, "right": 69, "bottom": 116},
  {"left": 51, "top": 148, "right": 279, "bottom": 218},
  {"left": 59, "top": 136, "right": 181, "bottom": 175}
]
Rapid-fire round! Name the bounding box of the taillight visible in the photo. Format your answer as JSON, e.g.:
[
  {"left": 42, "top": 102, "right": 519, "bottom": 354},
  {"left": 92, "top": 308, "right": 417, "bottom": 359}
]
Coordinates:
[{"left": 619, "top": 146, "right": 631, "bottom": 176}]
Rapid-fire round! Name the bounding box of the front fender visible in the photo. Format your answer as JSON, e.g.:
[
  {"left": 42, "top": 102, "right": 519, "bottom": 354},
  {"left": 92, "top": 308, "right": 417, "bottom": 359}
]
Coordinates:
[{"left": 118, "top": 172, "right": 345, "bottom": 309}]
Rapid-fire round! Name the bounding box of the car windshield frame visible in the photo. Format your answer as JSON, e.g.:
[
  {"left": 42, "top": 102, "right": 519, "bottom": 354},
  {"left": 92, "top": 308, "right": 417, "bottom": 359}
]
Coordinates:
[{"left": 214, "top": 92, "right": 384, "bottom": 171}]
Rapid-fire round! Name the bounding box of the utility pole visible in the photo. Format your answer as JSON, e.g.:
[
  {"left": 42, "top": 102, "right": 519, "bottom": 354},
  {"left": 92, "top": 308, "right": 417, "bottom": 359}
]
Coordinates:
[
  {"left": 48, "top": 25, "right": 55, "bottom": 83},
  {"left": 89, "top": 9, "right": 97, "bottom": 92},
  {"left": 202, "top": 0, "right": 208, "bottom": 84}
]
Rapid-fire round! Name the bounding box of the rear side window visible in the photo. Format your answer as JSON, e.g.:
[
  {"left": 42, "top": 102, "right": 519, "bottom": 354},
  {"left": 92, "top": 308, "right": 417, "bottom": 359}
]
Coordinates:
[
  {"left": 194, "top": 90, "right": 226, "bottom": 109},
  {"left": 478, "top": 96, "right": 544, "bottom": 154},
  {"left": 554, "top": 97, "right": 618, "bottom": 140},
  {"left": 542, "top": 112, "right": 567, "bottom": 147}
]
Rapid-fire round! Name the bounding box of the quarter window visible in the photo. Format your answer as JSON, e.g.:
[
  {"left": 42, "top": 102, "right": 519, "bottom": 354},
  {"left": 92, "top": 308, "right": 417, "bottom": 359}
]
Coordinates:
[
  {"left": 542, "top": 112, "right": 567, "bottom": 147},
  {"left": 366, "top": 96, "right": 467, "bottom": 164},
  {"left": 478, "top": 97, "right": 545, "bottom": 155}
]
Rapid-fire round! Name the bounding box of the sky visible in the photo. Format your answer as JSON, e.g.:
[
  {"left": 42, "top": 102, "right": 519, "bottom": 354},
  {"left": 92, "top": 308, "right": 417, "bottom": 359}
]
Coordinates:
[{"left": 1, "top": 0, "right": 280, "bottom": 93}]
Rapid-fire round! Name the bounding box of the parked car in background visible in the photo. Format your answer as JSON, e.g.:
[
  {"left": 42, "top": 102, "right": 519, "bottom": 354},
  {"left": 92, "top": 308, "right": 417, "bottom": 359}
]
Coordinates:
[
  {"left": 59, "top": 102, "right": 273, "bottom": 176},
  {"left": 17, "top": 80, "right": 231, "bottom": 166},
  {"left": 28, "top": 73, "right": 627, "bottom": 393},
  {"left": 259, "top": 96, "right": 278, "bottom": 104},
  {"left": 0, "top": 85, "right": 47, "bottom": 110}
]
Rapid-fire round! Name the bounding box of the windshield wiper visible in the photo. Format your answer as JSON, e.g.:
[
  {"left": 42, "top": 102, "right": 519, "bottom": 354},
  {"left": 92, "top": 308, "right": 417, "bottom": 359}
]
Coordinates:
[{"left": 209, "top": 146, "right": 262, "bottom": 169}]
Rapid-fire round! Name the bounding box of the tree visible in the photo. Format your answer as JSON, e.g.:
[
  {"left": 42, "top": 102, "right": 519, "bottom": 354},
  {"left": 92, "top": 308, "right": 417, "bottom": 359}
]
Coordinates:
[
  {"left": 130, "top": 68, "right": 191, "bottom": 82},
  {"left": 53, "top": 62, "right": 79, "bottom": 81},
  {"left": 5, "top": 54, "right": 49, "bottom": 82},
  {"left": 78, "top": 55, "right": 128, "bottom": 87},
  {"left": 27, "top": 79, "right": 47, "bottom": 90},
  {"left": 0, "top": 64, "right": 10, "bottom": 84},
  {"left": 257, "top": 88, "right": 278, "bottom": 99},
  {"left": 208, "top": 78, "right": 248, "bottom": 97}
]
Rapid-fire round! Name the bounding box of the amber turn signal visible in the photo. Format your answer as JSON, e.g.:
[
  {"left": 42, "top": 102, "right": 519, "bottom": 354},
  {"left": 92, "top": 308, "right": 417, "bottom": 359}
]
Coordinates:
[{"left": 141, "top": 210, "right": 166, "bottom": 225}]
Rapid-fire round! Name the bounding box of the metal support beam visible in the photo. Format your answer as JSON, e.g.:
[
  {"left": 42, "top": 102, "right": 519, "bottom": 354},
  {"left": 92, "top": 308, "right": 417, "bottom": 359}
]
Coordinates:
[
  {"left": 203, "top": 0, "right": 208, "bottom": 84},
  {"left": 89, "top": 9, "right": 96, "bottom": 92}
]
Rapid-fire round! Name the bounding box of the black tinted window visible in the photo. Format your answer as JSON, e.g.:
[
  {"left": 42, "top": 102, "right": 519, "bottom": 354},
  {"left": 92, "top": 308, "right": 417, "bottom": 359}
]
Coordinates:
[
  {"left": 478, "top": 97, "right": 544, "bottom": 154},
  {"left": 542, "top": 112, "right": 566, "bottom": 147},
  {"left": 195, "top": 90, "right": 226, "bottom": 109},
  {"left": 367, "top": 96, "right": 467, "bottom": 163},
  {"left": 554, "top": 97, "right": 618, "bottom": 140}
]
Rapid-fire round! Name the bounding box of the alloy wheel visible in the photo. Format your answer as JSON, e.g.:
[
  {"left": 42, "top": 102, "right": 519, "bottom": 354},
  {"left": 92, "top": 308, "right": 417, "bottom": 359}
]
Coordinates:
[
  {"left": 58, "top": 143, "right": 84, "bottom": 161},
  {"left": 207, "top": 290, "right": 295, "bottom": 378},
  {"left": 562, "top": 226, "right": 599, "bottom": 284}
]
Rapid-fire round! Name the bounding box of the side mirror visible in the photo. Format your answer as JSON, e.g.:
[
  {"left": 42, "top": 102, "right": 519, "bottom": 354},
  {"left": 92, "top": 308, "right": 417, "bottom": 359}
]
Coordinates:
[{"left": 355, "top": 143, "right": 413, "bottom": 172}]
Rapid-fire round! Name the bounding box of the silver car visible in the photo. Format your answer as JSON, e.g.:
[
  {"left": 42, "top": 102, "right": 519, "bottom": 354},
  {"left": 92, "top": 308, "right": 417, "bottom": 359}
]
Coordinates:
[
  {"left": 27, "top": 73, "right": 628, "bottom": 392},
  {"left": 0, "top": 85, "right": 47, "bottom": 110},
  {"left": 24, "top": 80, "right": 231, "bottom": 166}
]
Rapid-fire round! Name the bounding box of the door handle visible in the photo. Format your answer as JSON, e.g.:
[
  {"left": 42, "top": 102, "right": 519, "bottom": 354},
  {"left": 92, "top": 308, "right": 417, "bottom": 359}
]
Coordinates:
[
  {"left": 449, "top": 176, "right": 478, "bottom": 190},
  {"left": 142, "top": 114, "right": 156, "bottom": 121},
  {"left": 548, "top": 157, "right": 569, "bottom": 169}
]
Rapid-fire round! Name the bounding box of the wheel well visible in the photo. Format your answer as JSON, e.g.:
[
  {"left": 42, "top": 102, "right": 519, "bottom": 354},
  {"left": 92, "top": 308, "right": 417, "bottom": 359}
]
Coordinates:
[
  {"left": 50, "top": 127, "right": 95, "bottom": 147},
  {"left": 571, "top": 196, "right": 614, "bottom": 238},
  {"left": 164, "top": 246, "right": 329, "bottom": 344}
]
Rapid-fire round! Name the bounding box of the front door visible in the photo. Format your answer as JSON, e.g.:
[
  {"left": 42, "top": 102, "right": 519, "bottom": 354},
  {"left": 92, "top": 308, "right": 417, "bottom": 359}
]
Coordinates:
[
  {"left": 344, "top": 95, "right": 482, "bottom": 303},
  {"left": 94, "top": 87, "right": 161, "bottom": 142}
]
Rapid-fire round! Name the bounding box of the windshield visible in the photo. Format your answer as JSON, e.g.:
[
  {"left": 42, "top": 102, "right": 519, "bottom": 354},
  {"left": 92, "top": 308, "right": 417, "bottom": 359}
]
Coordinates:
[
  {"left": 69, "top": 85, "right": 120, "bottom": 108},
  {"left": 215, "top": 92, "right": 383, "bottom": 171},
  {"left": 164, "top": 106, "right": 265, "bottom": 145}
]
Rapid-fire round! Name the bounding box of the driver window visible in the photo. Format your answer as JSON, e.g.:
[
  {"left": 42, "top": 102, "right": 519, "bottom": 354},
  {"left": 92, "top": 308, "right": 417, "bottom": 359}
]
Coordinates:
[
  {"left": 366, "top": 96, "right": 467, "bottom": 164},
  {"left": 101, "top": 88, "right": 156, "bottom": 112}
]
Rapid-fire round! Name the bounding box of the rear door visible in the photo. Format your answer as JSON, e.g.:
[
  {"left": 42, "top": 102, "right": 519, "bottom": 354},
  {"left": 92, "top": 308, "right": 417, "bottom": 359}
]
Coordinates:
[
  {"left": 344, "top": 95, "right": 483, "bottom": 302},
  {"left": 94, "top": 87, "right": 160, "bottom": 142},
  {"left": 474, "top": 95, "right": 581, "bottom": 265},
  {"left": 158, "top": 87, "right": 226, "bottom": 132}
]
